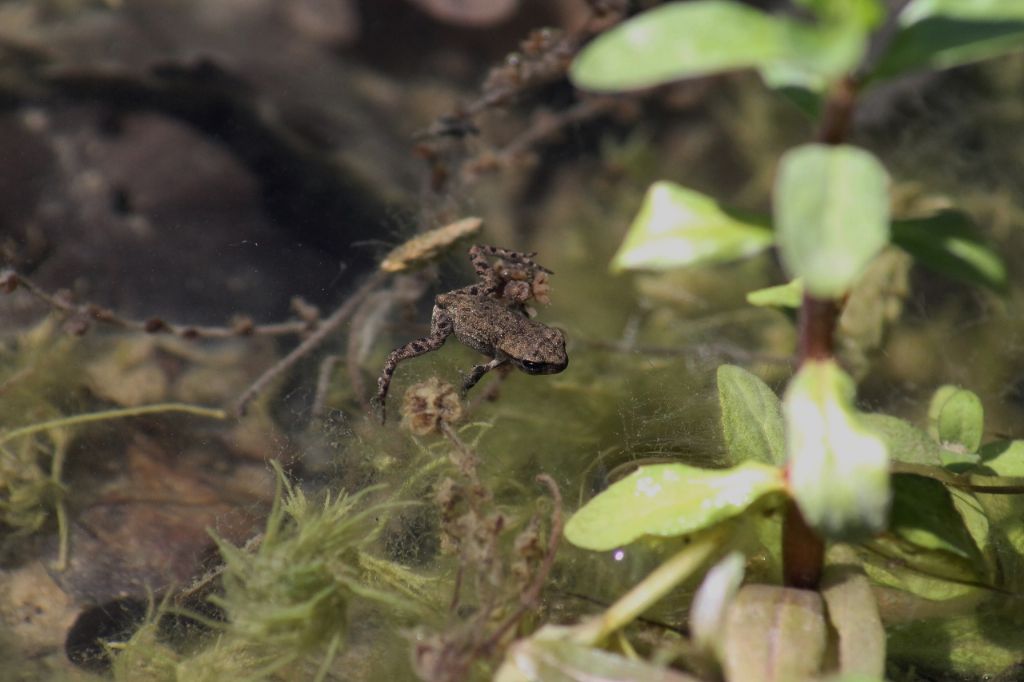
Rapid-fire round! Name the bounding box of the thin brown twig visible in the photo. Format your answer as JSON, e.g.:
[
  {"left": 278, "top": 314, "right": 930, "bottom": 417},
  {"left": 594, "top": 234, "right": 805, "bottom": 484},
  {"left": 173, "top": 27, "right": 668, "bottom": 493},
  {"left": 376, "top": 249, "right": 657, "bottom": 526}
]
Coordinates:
[
  {"left": 464, "top": 98, "right": 622, "bottom": 179},
  {"left": 233, "top": 270, "right": 388, "bottom": 416},
  {"left": 0, "top": 270, "right": 318, "bottom": 340}
]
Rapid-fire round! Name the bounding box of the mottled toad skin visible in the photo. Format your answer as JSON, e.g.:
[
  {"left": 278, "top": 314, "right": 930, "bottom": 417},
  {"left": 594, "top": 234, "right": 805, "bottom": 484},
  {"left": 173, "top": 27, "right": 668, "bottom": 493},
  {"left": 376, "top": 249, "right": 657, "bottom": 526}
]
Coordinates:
[
  {"left": 437, "top": 293, "right": 567, "bottom": 374},
  {"left": 375, "top": 245, "right": 568, "bottom": 421}
]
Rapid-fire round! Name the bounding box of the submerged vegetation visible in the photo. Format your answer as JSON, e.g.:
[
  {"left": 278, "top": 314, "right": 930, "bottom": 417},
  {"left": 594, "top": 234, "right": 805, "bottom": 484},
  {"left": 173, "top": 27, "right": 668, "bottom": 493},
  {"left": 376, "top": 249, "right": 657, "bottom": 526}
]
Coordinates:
[{"left": 1, "top": 1, "right": 1024, "bottom": 681}]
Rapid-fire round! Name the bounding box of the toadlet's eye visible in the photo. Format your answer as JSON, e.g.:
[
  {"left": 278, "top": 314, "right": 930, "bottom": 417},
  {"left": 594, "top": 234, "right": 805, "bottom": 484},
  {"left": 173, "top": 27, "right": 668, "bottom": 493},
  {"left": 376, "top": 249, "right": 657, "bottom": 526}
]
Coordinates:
[{"left": 519, "top": 360, "right": 548, "bottom": 373}]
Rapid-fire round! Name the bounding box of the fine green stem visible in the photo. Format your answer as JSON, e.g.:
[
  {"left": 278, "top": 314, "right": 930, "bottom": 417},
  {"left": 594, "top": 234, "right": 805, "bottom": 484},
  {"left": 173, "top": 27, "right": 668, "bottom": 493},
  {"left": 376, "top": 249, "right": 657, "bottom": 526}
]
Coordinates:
[
  {"left": 314, "top": 632, "right": 343, "bottom": 682},
  {"left": 572, "top": 524, "right": 731, "bottom": 645},
  {"left": 50, "top": 436, "right": 69, "bottom": 571},
  {"left": 0, "top": 402, "right": 227, "bottom": 448},
  {"left": 0, "top": 402, "right": 226, "bottom": 571}
]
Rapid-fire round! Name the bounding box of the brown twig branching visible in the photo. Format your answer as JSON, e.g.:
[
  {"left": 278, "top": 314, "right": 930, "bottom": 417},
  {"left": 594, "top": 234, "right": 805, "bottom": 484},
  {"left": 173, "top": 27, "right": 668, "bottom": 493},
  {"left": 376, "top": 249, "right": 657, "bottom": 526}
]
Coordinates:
[
  {"left": 412, "top": 422, "right": 564, "bottom": 682},
  {"left": 461, "top": 97, "right": 625, "bottom": 181},
  {"left": 232, "top": 270, "right": 388, "bottom": 416},
  {"left": 415, "top": 3, "right": 631, "bottom": 196},
  {"left": 0, "top": 270, "right": 320, "bottom": 340},
  {"left": 485, "top": 473, "right": 563, "bottom": 650}
]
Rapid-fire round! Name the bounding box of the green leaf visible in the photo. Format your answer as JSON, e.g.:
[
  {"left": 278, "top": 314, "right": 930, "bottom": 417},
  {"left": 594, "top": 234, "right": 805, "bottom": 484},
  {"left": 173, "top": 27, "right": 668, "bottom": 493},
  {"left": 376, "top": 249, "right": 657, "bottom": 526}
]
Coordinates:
[
  {"left": 973, "top": 440, "right": 1024, "bottom": 590},
  {"left": 794, "top": 0, "right": 884, "bottom": 26},
  {"left": 717, "top": 365, "right": 785, "bottom": 465},
  {"left": 564, "top": 462, "right": 784, "bottom": 551},
  {"left": 759, "top": 0, "right": 881, "bottom": 91},
  {"left": 948, "top": 488, "right": 995, "bottom": 580},
  {"left": 889, "top": 474, "right": 982, "bottom": 562},
  {"left": 862, "top": 413, "right": 944, "bottom": 465},
  {"left": 570, "top": 0, "right": 866, "bottom": 93},
  {"left": 979, "top": 439, "right": 1024, "bottom": 474},
  {"left": 746, "top": 278, "right": 804, "bottom": 308},
  {"left": 860, "top": 542, "right": 985, "bottom": 599},
  {"left": 864, "top": 534, "right": 982, "bottom": 585},
  {"left": 872, "top": 14, "right": 1024, "bottom": 80},
  {"left": 901, "top": 0, "right": 1024, "bottom": 23},
  {"left": 774, "top": 144, "right": 891, "bottom": 299},
  {"left": 610, "top": 181, "right": 774, "bottom": 272},
  {"left": 771, "top": 85, "right": 824, "bottom": 119},
  {"left": 757, "top": 20, "right": 869, "bottom": 92},
  {"left": 928, "top": 385, "right": 985, "bottom": 453},
  {"left": 784, "top": 360, "right": 891, "bottom": 540},
  {"left": 892, "top": 211, "right": 1007, "bottom": 292},
  {"left": 888, "top": 613, "right": 1024, "bottom": 679}
]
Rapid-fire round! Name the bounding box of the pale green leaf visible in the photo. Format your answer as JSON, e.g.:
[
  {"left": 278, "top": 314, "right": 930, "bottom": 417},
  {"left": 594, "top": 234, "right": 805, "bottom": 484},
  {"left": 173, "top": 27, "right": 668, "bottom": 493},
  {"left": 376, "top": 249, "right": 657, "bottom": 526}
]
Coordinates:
[
  {"left": 690, "top": 552, "right": 745, "bottom": 657},
  {"left": 774, "top": 144, "right": 891, "bottom": 299},
  {"left": 746, "top": 278, "right": 804, "bottom": 308},
  {"left": 979, "top": 439, "right": 1024, "bottom": 475},
  {"left": 862, "top": 413, "right": 943, "bottom": 465},
  {"left": 570, "top": 0, "right": 866, "bottom": 93},
  {"left": 722, "top": 585, "right": 826, "bottom": 682},
  {"left": 926, "top": 385, "right": 961, "bottom": 434},
  {"left": 821, "top": 560, "right": 885, "bottom": 679},
  {"left": 892, "top": 211, "right": 1007, "bottom": 292},
  {"left": 928, "top": 385, "right": 984, "bottom": 453},
  {"left": 784, "top": 360, "right": 891, "bottom": 540},
  {"left": 717, "top": 365, "right": 785, "bottom": 465},
  {"left": 564, "top": 462, "right": 784, "bottom": 551},
  {"left": 757, "top": 19, "right": 870, "bottom": 92},
  {"left": 611, "top": 181, "right": 773, "bottom": 272}
]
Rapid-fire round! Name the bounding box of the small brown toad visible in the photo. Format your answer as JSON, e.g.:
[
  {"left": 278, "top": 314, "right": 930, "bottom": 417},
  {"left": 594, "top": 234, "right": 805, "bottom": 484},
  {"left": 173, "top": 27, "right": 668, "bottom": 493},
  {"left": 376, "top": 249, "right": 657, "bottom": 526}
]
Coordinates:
[{"left": 375, "top": 245, "right": 568, "bottom": 421}]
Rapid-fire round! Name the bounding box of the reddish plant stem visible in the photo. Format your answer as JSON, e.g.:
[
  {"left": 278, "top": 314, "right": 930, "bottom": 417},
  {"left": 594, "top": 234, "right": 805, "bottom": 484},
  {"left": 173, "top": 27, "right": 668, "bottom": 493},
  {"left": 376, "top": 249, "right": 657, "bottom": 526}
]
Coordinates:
[
  {"left": 797, "top": 294, "right": 841, "bottom": 361},
  {"left": 782, "top": 500, "right": 826, "bottom": 589},
  {"left": 782, "top": 75, "right": 860, "bottom": 590},
  {"left": 816, "top": 76, "right": 857, "bottom": 145}
]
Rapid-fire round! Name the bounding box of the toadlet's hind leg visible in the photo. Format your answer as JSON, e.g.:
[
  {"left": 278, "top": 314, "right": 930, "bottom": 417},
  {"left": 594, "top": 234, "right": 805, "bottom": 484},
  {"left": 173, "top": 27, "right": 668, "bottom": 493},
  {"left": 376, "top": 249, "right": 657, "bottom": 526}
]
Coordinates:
[{"left": 375, "top": 306, "right": 453, "bottom": 422}]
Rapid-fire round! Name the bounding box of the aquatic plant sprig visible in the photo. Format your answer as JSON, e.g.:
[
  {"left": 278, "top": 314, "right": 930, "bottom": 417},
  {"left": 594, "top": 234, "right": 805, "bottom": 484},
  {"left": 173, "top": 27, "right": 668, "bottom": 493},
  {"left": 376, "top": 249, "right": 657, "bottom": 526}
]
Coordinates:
[
  {"left": 0, "top": 401, "right": 226, "bottom": 571},
  {"left": 207, "top": 461, "right": 437, "bottom": 678}
]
